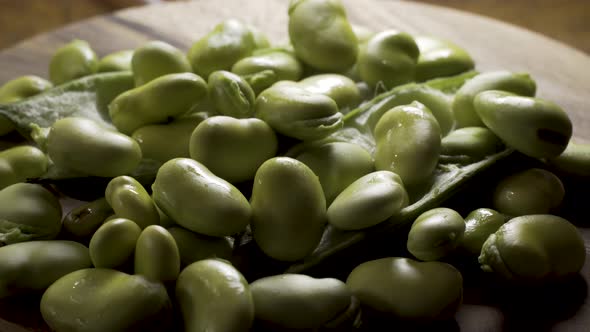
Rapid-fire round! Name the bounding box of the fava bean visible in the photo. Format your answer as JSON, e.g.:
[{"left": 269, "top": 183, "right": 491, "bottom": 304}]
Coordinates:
[
  {"left": 288, "top": 0, "right": 358, "bottom": 71},
  {"left": 0, "top": 145, "right": 48, "bottom": 190},
  {"left": 479, "top": 214, "right": 586, "bottom": 282},
  {"left": 0, "top": 75, "right": 53, "bottom": 135},
  {"left": 441, "top": 127, "right": 504, "bottom": 161},
  {"left": 152, "top": 158, "right": 251, "bottom": 237},
  {"left": 295, "top": 73, "right": 362, "bottom": 113},
  {"left": 89, "top": 218, "right": 141, "bottom": 269},
  {"left": 414, "top": 35, "right": 475, "bottom": 82},
  {"left": 109, "top": 72, "right": 208, "bottom": 134},
  {"left": 547, "top": 141, "right": 590, "bottom": 177},
  {"left": 176, "top": 259, "right": 254, "bottom": 332},
  {"left": 97, "top": 49, "right": 133, "bottom": 73},
  {"left": 232, "top": 49, "right": 303, "bottom": 94},
  {"left": 167, "top": 226, "right": 233, "bottom": 267},
  {"left": 407, "top": 208, "right": 465, "bottom": 261},
  {"left": 0, "top": 183, "right": 62, "bottom": 244},
  {"left": 475, "top": 90, "right": 572, "bottom": 158},
  {"left": 208, "top": 70, "right": 256, "bottom": 118},
  {"left": 47, "top": 117, "right": 142, "bottom": 177},
  {"left": 62, "top": 197, "right": 113, "bottom": 238},
  {"left": 492, "top": 168, "right": 565, "bottom": 217},
  {"left": 460, "top": 208, "right": 507, "bottom": 256},
  {"left": 49, "top": 39, "right": 98, "bottom": 84},
  {"left": 131, "top": 40, "right": 192, "bottom": 86},
  {"left": 105, "top": 176, "right": 160, "bottom": 229},
  {"left": 135, "top": 225, "right": 180, "bottom": 282},
  {"left": 250, "top": 157, "right": 326, "bottom": 261}
]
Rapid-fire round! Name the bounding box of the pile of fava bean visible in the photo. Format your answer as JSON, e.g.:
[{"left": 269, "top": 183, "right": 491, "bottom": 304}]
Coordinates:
[{"left": 0, "top": 0, "right": 589, "bottom": 331}]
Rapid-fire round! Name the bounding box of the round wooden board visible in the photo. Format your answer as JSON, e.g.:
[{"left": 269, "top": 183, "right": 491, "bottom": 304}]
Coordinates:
[{"left": 0, "top": 0, "right": 589, "bottom": 331}]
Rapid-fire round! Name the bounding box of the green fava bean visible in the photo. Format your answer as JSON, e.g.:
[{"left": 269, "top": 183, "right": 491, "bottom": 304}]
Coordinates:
[
  {"left": 105, "top": 176, "right": 160, "bottom": 229},
  {"left": 135, "top": 225, "right": 180, "bottom": 282},
  {"left": 189, "top": 116, "right": 278, "bottom": 183},
  {"left": 374, "top": 102, "right": 441, "bottom": 188},
  {"left": 0, "top": 240, "right": 91, "bottom": 298},
  {"left": 62, "top": 197, "right": 113, "bottom": 238},
  {"left": 97, "top": 49, "right": 133, "bottom": 73},
  {"left": 441, "top": 127, "right": 504, "bottom": 161},
  {"left": 0, "top": 183, "right": 62, "bottom": 244},
  {"left": 49, "top": 39, "right": 98, "bottom": 85},
  {"left": 255, "top": 84, "right": 343, "bottom": 141},
  {"left": 0, "top": 145, "right": 48, "bottom": 190},
  {"left": 152, "top": 158, "right": 251, "bottom": 237},
  {"left": 109, "top": 72, "right": 208, "bottom": 134},
  {"left": 248, "top": 25, "right": 271, "bottom": 49},
  {"left": 453, "top": 70, "right": 537, "bottom": 128},
  {"left": 492, "top": 168, "right": 565, "bottom": 217},
  {"left": 547, "top": 141, "right": 590, "bottom": 177},
  {"left": 176, "top": 259, "right": 254, "bottom": 332},
  {"left": 347, "top": 257, "right": 463, "bottom": 320},
  {"left": 352, "top": 24, "right": 375, "bottom": 45},
  {"left": 251, "top": 157, "right": 326, "bottom": 261},
  {"left": 475, "top": 90, "right": 572, "bottom": 158},
  {"left": 479, "top": 215, "right": 586, "bottom": 282},
  {"left": 288, "top": 0, "right": 358, "bottom": 71},
  {"left": 168, "top": 226, "right": 233, "bottom": 267},
  {"left": 132, "top": 112, "right": 208, "bottom": 162},
  {"left": 89, "top": 218, "right": 141, "bottom": 269},
  {"left": 407, "top": 207, "right": 465, "bottom": 261},
  {"left": 131, "top": 40, "right": 192, "bottom": 86},
  {"left": 0, "top": 75, "right": 53, "bottom": 135},
  {"left": 208, "top": 71, "right": 256, "bottom": 118},
  {"left": 188, "top": 19, "right": 257, "bottom": 78},
  {"left": 41, "top": 268, "right": 172, "bottom": 332},
  {"left": 460, "top": 208, "right": 507, "bottom": 256},
  {"left": 251, "top": 274, "right": 353, "bottom": 329},
  {"left": 328, "top": 171, "right": 408, "bottom": 231},
  {"left": 295, "top": 141, "right": 374, "bottom": 204},
  {"left": 297, "top": 74, "right": 362, "bottom": 113},
  {"left": 414, "top": 35, "right": 475, "bottom": 82},
  {"left": 232, "top": 49, "right": 303, "bottom": 94},
  {"left": 358, "top": 30, "right": 419, "bottom": 89},
  {"left": 47, "top": 117, "right": 142, "bottom": 177}
]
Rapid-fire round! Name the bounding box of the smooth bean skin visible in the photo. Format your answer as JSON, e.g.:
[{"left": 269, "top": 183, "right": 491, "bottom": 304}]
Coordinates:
[
  {"left": 89, "top": 218, "right": 141, "bottom": 269},
  {"left": 131, "top": 112, "right": 208, "bottom": 162},
  {"left": 41, "top": 268, "right": 172, "bottom": 332},
  {"left": 351, "top": 24, "right": 375, "bottom": 44},
  {"left": 0, "top": 145, "right": 48, "bottom": 190},
  {"left": 250, "top": 274, "right": 353, "bottom": 329},
  {"left": 109, "top": 72, "right": 208, "bottom": 134},
  {"left": 295, "top": 141, "right": 374, "bottom": 204},
  {"left": 62, "top": 198, "right": 113, "bottom": 238},
  {"left": 47, "top": 117, "right": 142, "bottom": 177},
  {"left": 189, "top": 116, "right": 278, "bottom": 183},
  {"left": 152, "top": 158, "right": 251, "bottom": 237},
  {"left": 328, "top": 171, "right": 409, "bottom": 231},
  {"left": 49, "top": 39, "right": 98, "bottom": 84},
  {"left": 547, "top": 141, "right": 590, "bottom": 177},
  {"left": 374, "top": 102, "right": 441, "bottom": 188},
  {"left": 492, "top": 168, "right": 565, "bottom": 217},
  {"left": 255, "top": 84, "right": 343, "bottom": 141},
  {"left": 232, "top": 49, "right": 303, "bottom": 94},
  {"left": 208, "top": 71, "right": 256, "bottom": 118},
  {"left": 248, "top": 25, "right": 271, "bottom": 49},
  {"left": 0, "top": 183, "right": 62, "bottom": 244},
  {"left": 452, "top": 71, "right": 537, "bottom": 128},
  {"left": 250, "top": 157, "right": 326, "bottom": 261},
  {"left": 460, "top": 208, "right": 507, "bottom": 256},
  {"left": 296, "top": 74, "right": 362, "bottom": 113},
  {"left": 288, "top": 0, "right": 358, "bottom": 71},
  {"left": 131, "top": 41, "right": 192, "bottom": 86},
  {"left": 176, "top": 259, "right": 254, "bottom": 332},
  {"left": 407, "top": 208, "right": 465, "bottom": 261},
  {"left": 475, "top": 90, "right": 572, "bottom": 158},
  {"left": 358, "top": 30, "right": 419, "bottom": 89},
  {"left": 479, "top": 215, "right": 586, "bottom": 282},
  {"left": 188, "top": 19, "right": 257, "bottom": 78},
  {"left": 414, "top": 35, "right": 475, "bottom": 82},
  {"left": 97, "top": 50, "right": 133, "bottom": 73},
  {"left": 0, "top": 241, "right": 91, "bottom": 298},
  {"left": 135, "top": 225, "right": 180, "bottom": 282},
  {"left": 0, "top": 75, "right": 53, "bottom": 135},
  {"left": 105, "top": 176, "right": 160, "bottom": 229},
  {"left": 167, "top": 226, "right": 233, "bottom": 267},
  {"left": 346, "top": 257, "right": 463, "bottom": 320},
  {"left": 441, "top": 127, "right": 504, "bottom": 159}
]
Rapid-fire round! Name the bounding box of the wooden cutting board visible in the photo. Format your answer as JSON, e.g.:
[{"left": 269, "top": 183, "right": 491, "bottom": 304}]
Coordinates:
[{"left": 0, "top": 0, "right": 589, "bottom": 331}]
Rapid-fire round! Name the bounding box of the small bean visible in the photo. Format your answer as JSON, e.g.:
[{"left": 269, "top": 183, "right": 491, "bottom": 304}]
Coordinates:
[
  {"left": 167, "top": 226, "right": 233, "bottom": 267},
  {"left": 441, "top": 127, "right": 504, "bottom": 160},
  {"left": 62, "top": 197, "right": 113, "bottom": 238},
  {"left": 0, "top": 145, "right": 48, "bottom": 190},
  {"left": 135, "top": 225, "right": 180, "bottom": 282},
  {"left": 105, "top": 175, "right": 160, "bottom": 229},
  {"left": 407, "top": 207, "right": 465, "bottom": 261},
  {"left": 0, "top": 75, "right": 53, "bottom": 135},
  {"left": 296, "top": 74, "right": 362, "bottom": 113},
  {"left": 97, "top": 50, "right": 133, "bottom": 73},
  {"left": 459, "top": 208, "right": 507, "bottom": 256},
  {"left": 49, "top": 39, "right": 98, "bottom": 84},
  {"left": 208, "top": 70, "right": 256, "bottom": 118},
  {"left": 232, "top": 49, "right": 303, "bottom": 94},
  {"left": 547, "top": 141, "right": 590, "bottom": 177},
  {"left": 414, "top": 35, "right": 475, "bottom": 82},
  {"left": 89, "top": 218, "right": 141, "bottom": 269},
  {"left": 131, "top": 40, "right": 192, "bottom": 86}
]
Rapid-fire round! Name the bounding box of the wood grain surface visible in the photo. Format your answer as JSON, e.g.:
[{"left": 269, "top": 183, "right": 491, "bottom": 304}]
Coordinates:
[{"left": 0, "top": 0, "right": 589, "bottom": 331}]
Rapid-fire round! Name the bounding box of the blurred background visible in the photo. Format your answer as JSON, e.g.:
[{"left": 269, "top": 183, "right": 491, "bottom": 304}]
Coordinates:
[{"left": 0, "top": 0, "right": 588, "bottom": 54}]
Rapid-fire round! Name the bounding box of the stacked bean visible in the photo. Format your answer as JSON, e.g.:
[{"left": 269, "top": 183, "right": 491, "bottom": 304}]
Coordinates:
[{"left": 0, "top": 0, "right": 589, "bottom": 331}]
